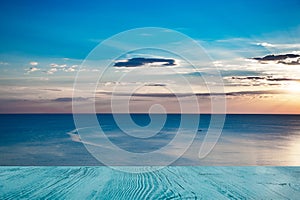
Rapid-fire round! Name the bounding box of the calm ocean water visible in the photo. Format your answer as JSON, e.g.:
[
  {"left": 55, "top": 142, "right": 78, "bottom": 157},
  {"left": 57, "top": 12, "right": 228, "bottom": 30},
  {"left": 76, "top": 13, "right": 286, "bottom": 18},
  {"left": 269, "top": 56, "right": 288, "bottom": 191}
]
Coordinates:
[
  {"left": 0, "top": 114, "right": 300, "bottom": 199},
  {"left": 0, "top": 114, "right": 300, "bottom": 166}
]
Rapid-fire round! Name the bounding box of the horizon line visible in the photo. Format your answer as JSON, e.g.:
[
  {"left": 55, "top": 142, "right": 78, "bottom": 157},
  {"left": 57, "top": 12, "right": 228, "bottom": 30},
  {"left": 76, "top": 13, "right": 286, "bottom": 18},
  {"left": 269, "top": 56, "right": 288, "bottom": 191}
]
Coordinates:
[{"left": 1, "top": 113, "right": 300, "bottom": 115}]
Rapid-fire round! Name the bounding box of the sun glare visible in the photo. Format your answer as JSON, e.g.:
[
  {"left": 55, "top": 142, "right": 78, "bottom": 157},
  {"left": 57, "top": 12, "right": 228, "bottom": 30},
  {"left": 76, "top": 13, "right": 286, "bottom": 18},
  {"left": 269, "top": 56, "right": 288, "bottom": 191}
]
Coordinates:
[{"left": 285, "top": 82, "right": 300, "bottom": 93}]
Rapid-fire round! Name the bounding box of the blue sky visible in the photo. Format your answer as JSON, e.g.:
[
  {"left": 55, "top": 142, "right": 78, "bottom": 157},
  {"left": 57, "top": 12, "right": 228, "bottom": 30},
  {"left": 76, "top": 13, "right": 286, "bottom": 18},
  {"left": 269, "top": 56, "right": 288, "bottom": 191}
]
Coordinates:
[
  {"left": 0, "top": 0, "right": 300, "bottom": 113},
  {"left": 1, "top": 0, "right": 300, "bottom": 58}
]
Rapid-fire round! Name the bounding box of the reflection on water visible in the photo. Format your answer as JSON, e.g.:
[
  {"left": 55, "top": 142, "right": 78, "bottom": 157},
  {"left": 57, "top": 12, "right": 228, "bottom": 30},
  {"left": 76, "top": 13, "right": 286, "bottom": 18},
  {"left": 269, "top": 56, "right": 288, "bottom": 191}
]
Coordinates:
[
  {"left": 287, "top": 134, "right": 300, "bottom": 164},
  {"left": 72, "top": 114, "right": 300, "bottom": 166},
  {"left": 0, "top": 114, "right": 300, "bottom": 166}
]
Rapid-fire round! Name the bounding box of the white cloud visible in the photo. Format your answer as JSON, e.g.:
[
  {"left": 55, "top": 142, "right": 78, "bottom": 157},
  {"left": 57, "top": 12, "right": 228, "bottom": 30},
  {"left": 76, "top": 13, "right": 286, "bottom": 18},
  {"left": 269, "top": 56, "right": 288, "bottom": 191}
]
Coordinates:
[
  {"left": 50, "top": 63, "right": 59, "bottom": 68},
  {"left": 30, "top": 67, "right": 40, "bottom": 72},
  {"left": 25, "top": 67, "right": 41, "bottom": 74},
  {"left": 49, "top": 63, "right": 78, "bottom": 73},
  {"left": 65, "top": 67, "right": 75, "bottom": 72},
  {"left": 255, "top": 42, "right": 275, "bottom": 47},
  {"left": 30, "top": 61, "right": 38, "bottom": 66},
  {"left": 255, "top": 42, "right": 300, "bottom": 49},
  {"left": 212, "top": 61, "right": 223, "bottom": 67},
  {"left": 46, "top": 68, "right": 57, "bottom": 74},
  {"left": 50, "top": 63, "right": 67, "bottom": 68},
  {"left": 59, "top": 64, "right": 67, "bottom": 68}
]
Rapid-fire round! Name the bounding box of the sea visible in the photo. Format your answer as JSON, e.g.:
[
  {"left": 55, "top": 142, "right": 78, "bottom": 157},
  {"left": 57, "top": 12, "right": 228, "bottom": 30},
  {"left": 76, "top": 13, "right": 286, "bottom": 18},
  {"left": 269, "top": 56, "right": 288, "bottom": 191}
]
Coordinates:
[{"left": 0, "top": 114, "right": 300, "bottom": 199}]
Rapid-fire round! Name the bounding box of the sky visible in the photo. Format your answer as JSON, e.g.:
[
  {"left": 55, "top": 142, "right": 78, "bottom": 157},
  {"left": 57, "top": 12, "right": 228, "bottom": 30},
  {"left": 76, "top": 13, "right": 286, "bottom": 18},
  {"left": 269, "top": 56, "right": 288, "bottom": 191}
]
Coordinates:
[{"left": 0, "top": 0, "right": 300, "bottom": 113}]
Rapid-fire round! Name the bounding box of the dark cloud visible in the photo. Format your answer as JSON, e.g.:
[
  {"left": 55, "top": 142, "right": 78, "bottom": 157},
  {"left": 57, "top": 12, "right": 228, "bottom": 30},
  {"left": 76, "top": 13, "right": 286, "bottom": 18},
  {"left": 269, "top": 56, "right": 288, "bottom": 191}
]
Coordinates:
[
  {"left": 114, "top": 57, "right": 176, "bottom": 67},
  {"left": 195, "top": 90, "right": 280, "bottom": 96},
  {"left": 52, "top": 97, "right": 87, "bottom": 102},
  {"left": 43, "top": 89, "right": 62, "bottom": 92},
  {"left": 144, "top": 83, "right": 167, "bottom": 87},
  {"left": 130, "top": 93, "right": 189, "bottom": 97},
  {"left": 98, "top": 90, "right": 281, "bottom": 98},
  {"left": 253, "top": 54, "right": 299, "bottom": 61},
  {"left": 231, "top": 76, "right": 265, "bottom": 80},
  {"left": 278, "top": 59, "right": 300, "bottom": 65},
  {"left": 98, "top": 91, "right": 190, "bottom": 97},
  {"left": 229, "top": 76, "right": 299, "bottom": 82},
  {"left": 224, "top": 90, "right": 280, "bottom": 96},
  {"left": 267, "top": 78, "right": 295, "bottom": 81},
  {"left": 252, "top": 54, "right": 300, "bottom": 65}
]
